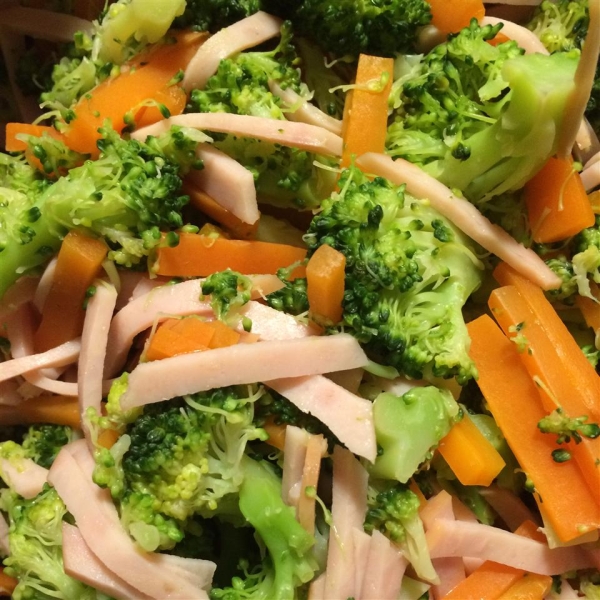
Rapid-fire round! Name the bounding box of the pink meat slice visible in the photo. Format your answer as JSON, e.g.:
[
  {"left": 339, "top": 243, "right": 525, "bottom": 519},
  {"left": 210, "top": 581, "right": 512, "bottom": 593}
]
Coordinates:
[
  {"left": 360, "top": 530, "right": 407, "bottom": 600},
  {"left": 0, "top": 276, "right": 38, "bottom": 325},
  {"left": 0, "top": 457, "right": 48, "bottom": 499},
  {"left": 356, "top": 153, "right": 562, "bottom": 291},
  {"left": 121, "top": 333, "right": 368, "bottom": 409},
  {"left": 281, "top": 425, "right": 309, "bottom": 508},
  {"left": 480, "top": 485, "right": 540, "bottom": 532},
  {"left": 480, "top": 17, "right": 549, "bottom": 54},
  {"left": 352, "top": 529, "right": 372, "bottom": 597},
  {"left": 236, "top": 301, "right": 315, "bottom": 340}
]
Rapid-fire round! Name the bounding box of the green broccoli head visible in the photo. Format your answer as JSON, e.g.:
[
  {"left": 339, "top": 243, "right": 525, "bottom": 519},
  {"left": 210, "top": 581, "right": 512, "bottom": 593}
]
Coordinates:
[
  {"left": 545, "top": 255, "right": 579, "bottom": 304},
  {"left": 538, "top": 407, "right": 600, "bottom": 445},
  {"left": 266, "top": 275, "right": 309, "bottom": 315},
  {"left": 20, "top": 425, "right": 74, "bottom": 469},
  {"left": 176, "top": 0, "right": 262, "bottom": 32},
  {"left": 202, "top": 269, "right": 253, "bottom": 324},
  {"left": 306, "top": 168, "right": 482, "bottom": 382},
  {"left": 527, "top": 0, "right": 589, "bottom": 53}
]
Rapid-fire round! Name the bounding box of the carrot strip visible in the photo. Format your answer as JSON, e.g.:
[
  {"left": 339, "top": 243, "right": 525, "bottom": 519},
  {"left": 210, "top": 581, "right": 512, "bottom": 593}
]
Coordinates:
[
  {"left": 497, "top": 574, "right": 553, "bottom": 600},
  {"left": 5, "top": 123, "right": 61, "bottom": 152},
  {"left": 0, "top": 569, "right": 17, "bottom": 596},
  {"left": 443, "top": 521, "right": 545, "bottom": 600},
  {"left": 341, "top": 54, "right": 394, "bottom": 168},
  {"left": 488, "top": 32, "right": 511, "bottom": 47},
  {"left": 0, "top": 395, "right": 80, "bottom": 429},
  {"left": 524, "top": 157, "right": 595, "bottom": 243},
  {"left": 467, "top": 315, "right": 600, "bottom": 542},
  {"left": 489, "top": 284, "right": 600, "bottom": 502},
  {"left": 438, "top": 414, "right": 506, "bottom": 486},
  {"left": 576, "top": 281, "right": 600, "bottom": 334},
  {"left": 409, "top": 479, "right": 428, "bottom": 509},
  {"left": 297, "top": 433, "right": 326, "bottom": 535},
  {"left": 97, "top": 428, "right": 120, "bottom": 450},
  {"left": 208, "top": 320, "right": 241, "bottom": 349},
  {"left": 34, "top": 230, "right": 108, "bottom": 353},
  {"left": 428, "top": 0, "right": 485, "bottom": 35},
  {"left": 494, "top": 263, "right": 600, "bottom": 422},
  {"left": 155, "top": 232, "right": 307, "bottom": 277},
  {"left": 306, "top": 244, "right": 346, "bottom": 326},
  {"left": 263, "top": 417, "right": 287, "bottom": 451},
  {"left": 63, "top": 31, "right": 207, "bottom": 156}
]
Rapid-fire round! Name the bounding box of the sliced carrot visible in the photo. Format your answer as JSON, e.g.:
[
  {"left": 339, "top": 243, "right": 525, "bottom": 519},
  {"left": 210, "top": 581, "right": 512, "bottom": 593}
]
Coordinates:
[
  {"left": 497, "top": 574, "right": 553, "bottom": 600},
  {"left": 97, "top": 428, "right": 120, "bottom": 450},
  {"left": 0, "top": 395, "right": 80, "bottom": 429},
  {"left": 63, "top": 31, "right": 207, "bottom": 156},
  {"left": 34, "top": 230, "right": 108, "bottom": 353},
  {"left": 524, "top": 156, "right": 595, "bottom": 244},
  {"left": 263, "top": 416, "right": 287, "bottom": 451},
  {"left": 590, "top": 190, "right": 600, "bottom": 213},
  {"left": 494, "top": 263, "right": 600, "bottom": 422},
  {"left": 409, "top": 479, "right": 428, "bottom": 509},
  {"left": 208, "top": 320, "right": 241, "bottom": 349},
  {"left": 488, "top": 32, "right": 511, "bottom": 46},
  {"left": 341, "top": 54, "right": 394, "bottom": 168},
  {"left": 443, "top": 520, "right": 545, "bottom": 600},
  {"left": 306, "top": 244, "right": 346, "bottom": 326},
  {"left": 438, "top": 413, "right": 506, "bottom": 486},
  {"left": 489, "top": 284, "right": 600, "bottom": 503},
  {"left": 428, "top": 0, "right": 486, "bottom": 35},
  {"left": 155, "top": 232, "right": 307, "bottom": 277},
  {"left": 5, "top": 123, "right": 61, "bottom": 152},
  {"left": 0, "top": 568, "right": 17, "bottom": 596},
  {"left": 183, "top": 181, "right": 258, "bottom": 240},
  {"left": 467, "top": 315, "right": 600, "bottom": 542},
  {"left": 297, "top": 433, "right": 326, "bottom": 535},
  {"left": 576, "top": 281, "right": 600, "bottom": 334}
]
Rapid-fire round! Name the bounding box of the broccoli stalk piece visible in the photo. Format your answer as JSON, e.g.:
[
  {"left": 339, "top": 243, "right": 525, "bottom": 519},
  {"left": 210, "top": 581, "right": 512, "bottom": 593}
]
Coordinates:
[
  {"left": 371, "top": 386, "right": 460, "bottom": 483},
  {"left": 306, "top": 167, "right": 483, "bottom": 382},
  {"left": 365, "top": 482, "right": 437, "bottom": 583},
  {"left": 538, "top": 407, "right": 600, "bottom": 444},
  {"left": 527, "top": 0, "right": 589, "bottom": 53},
  {"left": 386, "top": 20, "right": 579, "bottom": 204},
  {"left": 211, "top": 457, "right": 318, "bottom": 600}
]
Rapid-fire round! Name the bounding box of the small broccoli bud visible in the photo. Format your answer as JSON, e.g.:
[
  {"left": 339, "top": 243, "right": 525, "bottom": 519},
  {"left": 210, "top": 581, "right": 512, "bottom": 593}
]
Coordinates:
[
  {"left": 538, "top": 407, "right": 600, "bottom": 445},
  {"left": 202, "top": 269, "right": 253, "bottom": 324}
]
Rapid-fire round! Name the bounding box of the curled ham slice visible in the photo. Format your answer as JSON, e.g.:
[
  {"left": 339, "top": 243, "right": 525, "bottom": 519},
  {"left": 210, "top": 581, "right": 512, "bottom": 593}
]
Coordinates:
[
  {"left": 79, "top": 283, "right": 117, "bottom": 445},
  {"left": 0, "top": 338, "right": 80, "bottom": 383},
  {"left": 237, "top": 301, "right": 314, "bottom": 340},
  {"left": 121, "top": 333, "right": 369, "bottom": 409},
  {"left": 33, "top": 258, "right": 57, "bottom": 312},
  {"left": 266, "top": 375, "right": 376, "bottom": 462},
  {"left": 182, "top": 11, "right": 283, "bottom": 92},
  {"left": 49, "top": 440, "right": 215, "bottom": 600},
  {"left": 62, "top": 523, "right": 152, "bottom": 600},
  {"left": 581, "top": 159, "right": 600, "bottom": 192},
  {"left": 0, "top": 276, "right": 38, "bottom": 325},
  {"left": 114, "top": 272, "right": 167, "bottom": 312},
  {"left": 481, "top": 16, "right": 548, "bottom": 54},
  {"left": 131, "top": 113, "right": 343, "bottom": 157},
  {"left": 361, "top": 531, "right": 408, "bottom": 600},
  {"left": 188, "top": 145, "right": 259, "bottom": 224},
  {"left": 324, "top": 446, "right": 369, "bottom": 600},
  {"left": 426, "top": 518, "right": 596, "bottom": 575},
  {"left": 269, "top": 81, "right": 343, "bottom": 136},
  {"left": 104, "top": 276, "right": 281, "bottom": 377},
  {"left": 308, "top": 573, "right": 326, "bottom": 600},
  {"left": 281, "top": 425, "right": 309, "bottom": 508},
  {"left": 0, "top": 7, "right": 93, "bottom": 42},
  {"left": 0, "top": 457, "right": 48, "bottom": 499},
  {"left": 353, "top": 529, "right": 372, "bottom": 597},
  {"left": 356, "top": 152, "right": 562, "bottom": 291}
]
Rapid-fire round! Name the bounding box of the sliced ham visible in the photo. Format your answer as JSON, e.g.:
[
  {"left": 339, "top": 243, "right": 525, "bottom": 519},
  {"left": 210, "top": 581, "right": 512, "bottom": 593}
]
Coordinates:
[
  {"left": 114, "top": 272, "right": 168, "bottom": 312},
  {"left": 131, "top": 113, "right": 343, "bottom": 157},
  {"left": 188, "top": 145, "right": 259, "bottom": 224},
  {"left": 49, "top": 440, "right": 215, "bottom": 600},
  {"left": 426, "top": 518, "right": 596, "bottom": 575},
  {"left": 62, "top": 523, "right": 153, "bottom": 600},
  {"left": 480, "top": 484, "right": 540, "bottom": 531},
  {"left": 0, "top": 457, "right": 48, "bottom": 499},
  {"left": 325, "top": 368, "right": 363, "bottom": 395},
  {"left": 481, "top": 16, "right": 548, "bottom": 54},
  {"left": 0, "top": 379, "right": 21, "bottom": 406},
  {"left": 0, "top": 512, "right": 9, "bottom": 556},
  {"left": 324, "top": 446, "right": 369, "bottom": 600},
  {"left": 182, "top": 11, "right": 283, "bottom": 91},
  {"left": 356, "top": 153, "right": 562, "bottom": 291},
  {"left": 308, "top": 572, "right": 327, "bottom": 600},
  {"left": 361, "top": 530, "right": 408, "bottom": 600},
  {"left": 581, "top": 159, "right": 600, "bottom": 192},
  {"left": 297, "top": 433, "right": 327, "bottom": 535},
  {"left": 33, "top": 257, "right": 57, "bottom": 312},
  {"left": 236, "top": 301, "right": 315, "bottom": 340},
  {"left": 266, "top": 375, "right": 376, "bottom": 462},
  {"left": 281, "top": 425, "right": 309, "bottom": 507},
  {"left": 353, "top": 529, "right": 372, "bottom": 597},
  {"left": 121, "top": 333, "right": 369, "bottom": 409},
  {"left": 0, "top": 276, "right": 38, "bottom": 325},
  {"left": 78, "top": 283, "right": 117, "bottom": 445},
  {"left": 269, "top": 81, "right": 343, "bottom": 136}
]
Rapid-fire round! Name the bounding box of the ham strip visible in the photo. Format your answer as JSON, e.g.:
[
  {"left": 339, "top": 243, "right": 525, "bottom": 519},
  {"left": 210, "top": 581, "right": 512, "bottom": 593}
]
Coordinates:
[
  {"left": 0, "top": 7, "right": 93, "bottom": 42},
  {"left": 236, "top": 301, "right": 314, "bottom": 340},
  {"left": 0, "top": 457, "right": 48, "bottom": 499},
  {"left": 324, "top": 446, "right": 369, "bottom": 600},
  {"left": 121, "top": 333, "right": 369, "bottom": 409},
  {"left": 0, "top": 276, "right": 38, "bottom": 325},
  {"left": 356, "top": 153, "right": 562, "bottom": 290},
  {"left": 0, "top": 512, "right": 9, "bottom": 556},
  {"left": 481, "top": 17, "right": 548, "bottom": 54},
  {"left": 581, "top": 159, "right": 600, "bottom": 192},
  {"left": 188, "top": 145, "right": 259, "bottom": 224},
  {"left": 62, "top": 523, "right": 152, "bottom": 600},
  {"left": 269, "top": 81, "right": 343, "bottom": 136},
  {"left": 480, "top": 485, "right": 540, "bottom": 531},
  {"left": 0, "top": 338, "right": 80, "bottom": 383},
  {"left": 308, "top": 572, "right": 326, "bottom": 600},
  {"left": 78, "top": 283, "right": 117, "bottom": 445},
  {"left": 281, "top": 425, "right": 309, "bottom": 507},
  {"left": 266, "top": 375, "right": 376, "bottom": 462},
  {"left": 131, "top": 113, "right": 343, "bottom": 157},
  {"left": 361, "top": 531, "right": 408, "bottom": 600},
  {"left": 353, "top": 529, "right": 372, "bottom": 597},
  {"left": 182, "top": 11, "right": 283, "bottom": 91},
  {"left": 33, "top": 257, "right": 57, "bottom": 312},
  {"left": 426, "top": 518, "right": 596, "bottom": 575},
  {"left": 49, "top": 440, "right": 214, "bottom": 600}
]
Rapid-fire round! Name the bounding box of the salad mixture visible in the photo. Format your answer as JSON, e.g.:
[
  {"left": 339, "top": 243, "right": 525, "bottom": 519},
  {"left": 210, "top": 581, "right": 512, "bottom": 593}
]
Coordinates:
[{"left": 0, "top": 0, "right": 599, "bottom": 598}]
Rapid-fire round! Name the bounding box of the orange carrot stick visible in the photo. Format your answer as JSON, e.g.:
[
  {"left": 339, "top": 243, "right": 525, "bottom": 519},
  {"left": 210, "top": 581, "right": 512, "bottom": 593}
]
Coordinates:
[
  {"left": 207, "top": 320, "right": 241, "bottom": 349},
  {"left": 0, "top": 395, "right": 80, "bottom": 429},
  {"left": 576, "top": 281, "right": 600, "bottom": 334},
  {"left": 263, "top": 417, "right": 287, "bottom": 451},
  {"left": 297, "top": 433, "right": 326, "bottom": 535},
  {"left": 438, "top": 413, "right": 506, "bottom": 486},
  {"left": 5, "top": 123, "right": 62, "bottom": 152},
  {"left": 442, "top": 520, "right": 545, "bottom": 600},
  {"left": 428, "top": 0, "right": 485, "bottom": 35},
  {"left": 155, "top": 232, "right": 307, "bottom": 277},
  {"left": 489, "top": 284, "right": 600, "bottom": 503},
  {"left": 306, "top": 243, "right": 346, "bottom": 326},
  {"left": 497, "top": 574, "right": 553, "bottom": 600},
  {"left": 488, "top": 32, "right": 511, "bottom": 47},
  {"left": 341, "top": 54, "right": 394, "bottom": 168},
  {"left": 0, "top": 568, "right": 17, "bottom": 596},
  {"left": 97, "top": 428, "right": 120, "bottom": 450},
  {"left": 524, "top": 156, "right": 595, "bottom": 244},
  {"left": 467, "top": 315, "right": 600, "bottom": 542},
  {"left": 34, "top": 230, "right": 108, "bottom": 353},
  {"left": 63, "top": 32, "right": 207, "bottom": 156}
]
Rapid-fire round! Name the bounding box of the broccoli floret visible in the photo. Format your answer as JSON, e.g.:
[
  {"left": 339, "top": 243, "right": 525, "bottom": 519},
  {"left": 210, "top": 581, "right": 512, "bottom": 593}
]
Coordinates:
[
  {"left": 386, "top": 20, "right": 579, "bottom": 204},
  {"left": 538, "top": 407, "right": 600, "bottom": 444},
  {"left": 211, "top": 457, "right": 318, "bottom": 600},
  {"left": 528, "top": 0, "right": 589, "bottom": 53},
  {"left": 545, "top": 256, "right": 579, "bottom": 304},
  {"left": 20, "top": 425, "right": 74, "bottom": 469},
  {"left": 1, "top": 486, "right": 100, "bottom": 600},
  {"left": 0, "top": 125, "right": 203, "bottom": 298},
  {"left": 365, "top": 482, "right": 437, "bottom": 583},
  {"left": 370, "top": 386, "right": 460, "bottom": 483},
  {"left": 266, "top": 276, "right": 309, "bottom": 315},
  {"left": 176, "top": 0, "right": 261, "bottom": 32},
  {"left": 583, "top": 344, "right": 600, "bottom": 368},
  {"left": 202, "top": 269, "right": 253, "bottom": 324},
  {"left": 306, "top": 168, "right": 483, "bottom": 382}
]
